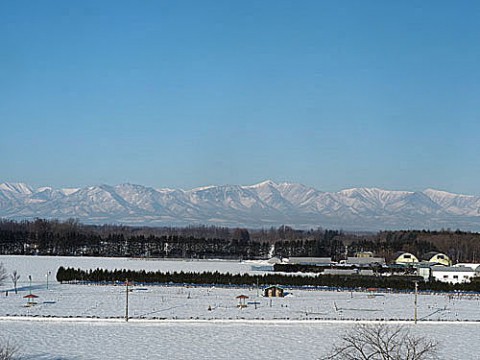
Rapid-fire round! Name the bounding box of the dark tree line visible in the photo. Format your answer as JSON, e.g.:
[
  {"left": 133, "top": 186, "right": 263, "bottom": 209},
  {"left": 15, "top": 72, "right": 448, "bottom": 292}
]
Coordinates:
[
  {"left": 345, "top": 230, "right": 480, "bottom": 263},
  {"left": 0, "top": 219, "right": 338, "bottom": 259},
  {"left": 56, "top": 266, "right": 480, "bottom": 292},
  {"left": 1, "top": 219, "right": 480, "bottom": 262},
  {"left": 0, "top": 219, "right": 268, "bottom": 258}
]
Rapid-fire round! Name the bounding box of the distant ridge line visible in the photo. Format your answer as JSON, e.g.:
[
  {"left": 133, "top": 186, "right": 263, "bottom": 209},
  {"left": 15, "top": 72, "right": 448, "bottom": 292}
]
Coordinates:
[{"left": 1, "top": 180, "right": 480, "bottom": 231}]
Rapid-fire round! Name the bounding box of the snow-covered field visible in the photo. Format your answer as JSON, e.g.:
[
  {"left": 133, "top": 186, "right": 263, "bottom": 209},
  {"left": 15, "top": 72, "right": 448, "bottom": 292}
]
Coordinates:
[
  {"left": 1, "top": 256, "right": 479, "bottom": 359},
  {"left": 2, "top": 319, "right": 479, "bottom": 360},
  {"left": 0, "top": 255, "right": 259, "bottom": 283}
]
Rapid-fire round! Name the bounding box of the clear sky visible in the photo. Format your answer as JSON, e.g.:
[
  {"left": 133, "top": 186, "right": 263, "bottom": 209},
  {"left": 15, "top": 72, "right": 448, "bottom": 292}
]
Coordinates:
[{"left": 1, "top": 1, "right": 480, "bottom": 194}]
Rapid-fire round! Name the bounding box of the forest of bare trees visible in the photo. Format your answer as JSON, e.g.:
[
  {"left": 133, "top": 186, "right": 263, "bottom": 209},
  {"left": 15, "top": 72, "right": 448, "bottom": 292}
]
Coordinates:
[{"left": 0, "top": 219, "right": 479, "bottom": 262}]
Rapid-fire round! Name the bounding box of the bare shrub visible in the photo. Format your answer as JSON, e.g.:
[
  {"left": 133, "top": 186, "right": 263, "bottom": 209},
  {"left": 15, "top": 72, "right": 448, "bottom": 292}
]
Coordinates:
[
  {"left": 0, "top": 339, "right": 20, "bottom": 360},
  {"left": 10, "top": 271, "right": 20, "bottom": 294},
  {"left": 0, "top": 264, "right": 7, "bottom": 286}
]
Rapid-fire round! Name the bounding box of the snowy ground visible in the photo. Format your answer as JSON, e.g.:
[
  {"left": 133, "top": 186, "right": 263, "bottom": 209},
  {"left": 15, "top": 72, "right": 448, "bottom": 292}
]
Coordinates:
[
  {"left": 2, "top": 319, "right": 479, "bottom": 360},
  {"left": 2, "top": 282, "right": 480, "bottom": 322},
  {"left": 0, "top": 255, "right": 261, "bottom": 283},
  {"left": 1, "top": 256, "right": 479, "bottom": 359}
]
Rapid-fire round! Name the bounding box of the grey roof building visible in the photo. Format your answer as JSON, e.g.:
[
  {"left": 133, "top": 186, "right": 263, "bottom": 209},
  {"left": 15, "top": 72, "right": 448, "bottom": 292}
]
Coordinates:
[
  {"left": 344, "top": 257, "right": 386, "bottom": 265},
  {"left": 431, "top": 265, "right": 478, "bottom": 284},
  {"left": 287, "top": 257, "right": 333, "bottom": 266}
]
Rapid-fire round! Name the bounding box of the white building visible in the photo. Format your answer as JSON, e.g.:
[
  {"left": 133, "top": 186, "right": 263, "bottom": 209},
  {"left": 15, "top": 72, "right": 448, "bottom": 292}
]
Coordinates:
[
  {"left": 431, "top": 266, "right": 478, "bottom": 284},
  {"left": 416, "top": 264, "right": 433, "bottom": 282}
]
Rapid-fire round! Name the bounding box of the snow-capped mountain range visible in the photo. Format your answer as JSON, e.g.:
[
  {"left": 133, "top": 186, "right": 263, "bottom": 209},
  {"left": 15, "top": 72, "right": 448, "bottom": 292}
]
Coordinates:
[{"left": 1, "top": 181, "right": 480, "bottom": 231}]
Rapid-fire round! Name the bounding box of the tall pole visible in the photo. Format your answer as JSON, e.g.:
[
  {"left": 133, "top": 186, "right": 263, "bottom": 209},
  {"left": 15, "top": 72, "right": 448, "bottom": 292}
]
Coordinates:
[
  {"left": 414, "top": 281, "right": 418, "bottom": 324},
  {"left": 46, "top": 271, "right": 51, "bottom": 290},
  {"left": 29, "top": 275, "right": 32, "bottom": 296},
  {"left": 125, "top": 278, "right": 129, "bottom": 322}
]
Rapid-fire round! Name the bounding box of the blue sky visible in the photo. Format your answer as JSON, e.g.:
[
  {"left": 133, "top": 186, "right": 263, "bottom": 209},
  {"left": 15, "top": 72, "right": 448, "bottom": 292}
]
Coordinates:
[{"left": 1, "top": 1, "right": 480, "bottom": 194}]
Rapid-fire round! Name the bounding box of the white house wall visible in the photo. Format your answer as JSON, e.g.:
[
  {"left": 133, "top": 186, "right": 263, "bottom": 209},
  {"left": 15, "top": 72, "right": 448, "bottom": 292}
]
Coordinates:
[{"left": 431, "top": 269, "right": 475, "bottom": 284}]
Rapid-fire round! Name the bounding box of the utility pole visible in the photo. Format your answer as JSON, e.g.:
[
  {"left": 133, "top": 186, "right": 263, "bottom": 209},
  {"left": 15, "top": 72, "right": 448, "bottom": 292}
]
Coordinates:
[
  {"left": 414, "top": 281, "right": 418, "bottom": 324},
  {"left": 46, "top": 271, "right": 51, "bottom": 290},
  {"left": 125, "top": 278, "right": 129, "bottom": 322}
]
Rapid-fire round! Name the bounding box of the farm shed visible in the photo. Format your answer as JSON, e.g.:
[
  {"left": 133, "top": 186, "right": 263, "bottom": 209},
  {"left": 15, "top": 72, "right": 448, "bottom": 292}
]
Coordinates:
[
  {"left": 422, "top": 252, "right": 452, "bottom": 266},
  {"left": 263, "top": 285, "right": 285, "bottom": 298},
  {"left": 394, "top": 252, "right": 419, "bottom": 264}
]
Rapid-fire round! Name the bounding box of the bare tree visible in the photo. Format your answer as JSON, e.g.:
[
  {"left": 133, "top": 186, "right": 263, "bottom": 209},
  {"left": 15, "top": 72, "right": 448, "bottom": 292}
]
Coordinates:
[
  {"left": 0, "top": 264, "right": 7, "bottom": 286},
  {"left": 0, "top": 339, "right": 20, "bottom": 360},
  {"left": 321, "top": 323, "right": 438, "bottom": 360},
  {"left": 10, "top": 271, "right": 20, "bottom": 294}
]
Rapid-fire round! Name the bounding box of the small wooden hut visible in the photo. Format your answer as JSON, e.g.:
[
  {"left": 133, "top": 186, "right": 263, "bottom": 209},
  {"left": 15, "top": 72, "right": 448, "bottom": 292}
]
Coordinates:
[{"left": 263, "top": 285, "right": 284, "bottom": 298}]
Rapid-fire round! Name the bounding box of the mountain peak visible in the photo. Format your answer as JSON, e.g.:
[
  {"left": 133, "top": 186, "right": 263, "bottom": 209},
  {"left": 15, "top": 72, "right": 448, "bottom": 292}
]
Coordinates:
[
  {"left": 248, "top": 180, "right": 278, "bottom": 188},
  {"left": 340, "top": 187, "right": 412, "bottom": 193},
  {"left": 423, "top": 188, "right": 472, "bottom": 198},
  {"left": 0, "top": 182, "right": 33, "bottom": 194},
  {"left": 190, "top": 185, "right": 217, "bottom": 192},
  {"left": 60, "top": 188, "right": 80, "bottom": 196}
]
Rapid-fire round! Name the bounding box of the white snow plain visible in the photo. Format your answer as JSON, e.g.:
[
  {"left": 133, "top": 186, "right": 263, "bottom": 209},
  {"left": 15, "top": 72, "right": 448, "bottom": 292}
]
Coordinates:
[{"left": 0, "top": 256, "right": 479, "bottom": 359}]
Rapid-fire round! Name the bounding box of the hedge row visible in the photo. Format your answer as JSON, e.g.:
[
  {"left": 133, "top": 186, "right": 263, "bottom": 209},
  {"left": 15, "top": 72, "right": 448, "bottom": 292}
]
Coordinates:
[{"left": 56, "top": 266, "right": 480, "bottom": 292}]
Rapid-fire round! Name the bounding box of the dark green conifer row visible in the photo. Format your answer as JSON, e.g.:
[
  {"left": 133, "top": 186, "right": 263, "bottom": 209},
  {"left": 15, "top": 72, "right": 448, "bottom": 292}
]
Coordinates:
[{"left": 56, "top": 266, "right": 480, "bottom": 292}]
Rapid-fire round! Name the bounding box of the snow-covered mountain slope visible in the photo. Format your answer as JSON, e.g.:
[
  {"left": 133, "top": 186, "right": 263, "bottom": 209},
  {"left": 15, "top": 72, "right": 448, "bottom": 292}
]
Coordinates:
[
  {"left": 1, "top": 181, "right": 480, "bottom": 231},
  {"left": 423, "top": 188, "right": 480, "bottom": 216}
]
